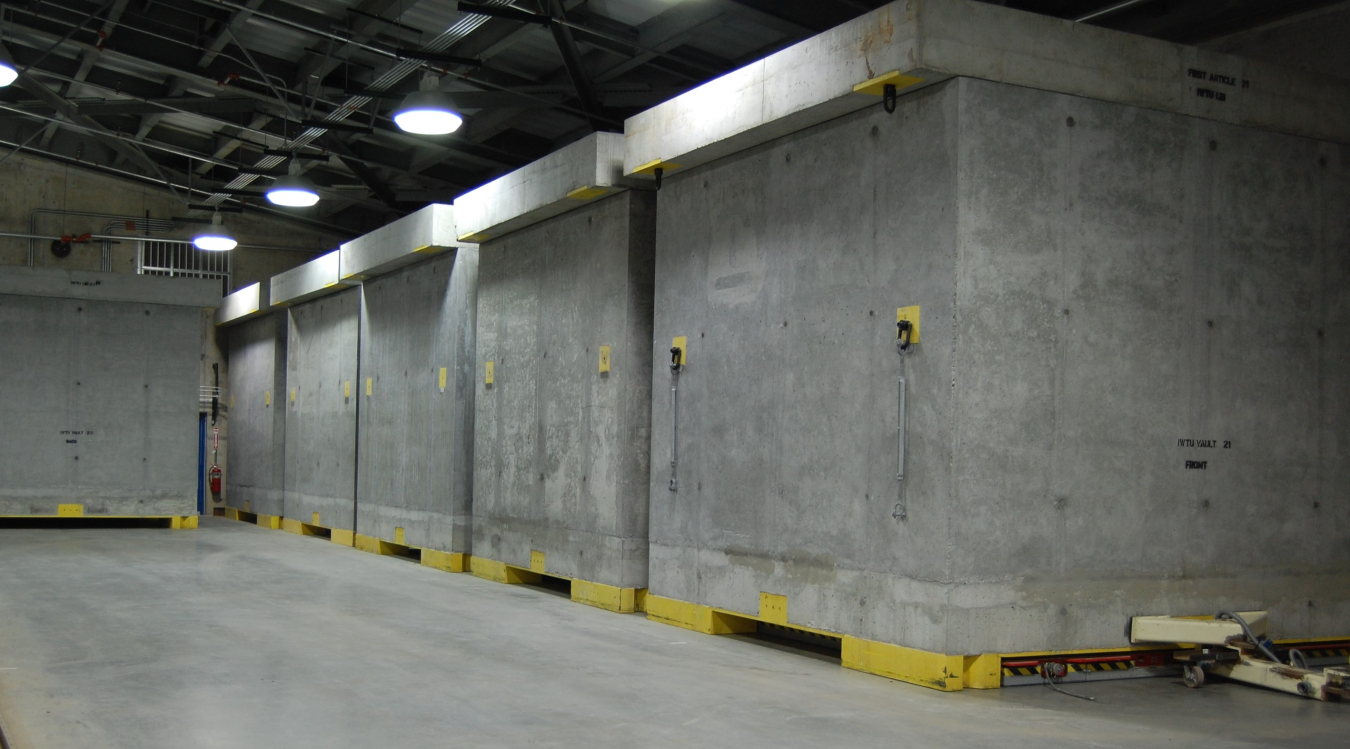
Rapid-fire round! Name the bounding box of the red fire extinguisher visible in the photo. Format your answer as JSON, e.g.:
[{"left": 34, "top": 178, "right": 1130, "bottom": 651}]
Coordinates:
[{"left": 209, "top": 465, "right": 222, "bottom": 494}]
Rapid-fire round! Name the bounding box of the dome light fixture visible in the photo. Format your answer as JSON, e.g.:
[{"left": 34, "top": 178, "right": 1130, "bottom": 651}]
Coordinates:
[
  {"left": 194, "top": 211, "right": 237, "bottom": 252},
  {"left": 0, "top": 43, "right": 18, "bottom": 88},
  {"left": 393, "top": 73, "right": 463, "bottom": 136},
  {"left": 266, "top": 160, "right": 320, "bottom": 207}
]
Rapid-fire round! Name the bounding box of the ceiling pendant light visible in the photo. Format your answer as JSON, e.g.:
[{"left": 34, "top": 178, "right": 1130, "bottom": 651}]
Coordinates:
[
  {"left": 393, "top": 73, "right": 463, "bottom": 136},
  {"left": 0, "top": 43, "right": 18, "bottom": 88},
  {"left": 266, "top": 159, "right": 320, "bottom": 207},
  {"left": 194, "top": 211, "right": 237, "bottom": 252}
]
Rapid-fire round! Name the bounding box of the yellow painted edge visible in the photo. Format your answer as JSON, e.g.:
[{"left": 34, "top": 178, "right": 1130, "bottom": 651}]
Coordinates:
[
  {"left": 632, "top": 158, "right": 681, "bottom": 176},
  {"left": 330, "top": 528, "right": 354, "bottom": 547},
  {"left": 853, "top": 71, "right": 925, "bottom": 96},
  {"left": 412, "top": 243, "right": 440, "bottom": 254},
  {"left": 962, "top": 653, "right": 1002, "bottom": 690},
  {"left": 421, "top": 549, "right": 468, "bottom": 573},
  {"left": 354, "top": 533, "right": 385, "bottom": 554},
  {"left": 458, "top": 232, "right": 491, "bottom": 242},
  {"left": 566, "top": 185, "right": 610, "bottom": 200},
  {"left": 259, "top": 514, "right": 282, "bottom": 530},
  {"left": 645, "top": 595, "right": 756, "bottom": 635},
  {"left": 571, "top": 579, "right": 640, "bottom": 613},
  {"left": 0, "top": 514, "right": 195, "bottom": 522},
  {"left": 469, "top": 556, "right": 541, "bottom": 585},
  {"left": 842, "top": 636, "right": 963, "bottom": 692}
]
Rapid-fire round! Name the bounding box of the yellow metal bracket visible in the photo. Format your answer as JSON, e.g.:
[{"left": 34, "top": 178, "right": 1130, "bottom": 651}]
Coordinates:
[
  {"left": 854, "top": 71, "right": 925, "bottom": 96},
  {"left": 633, "top": 158, "right": 681, "bottom": 177},
  {"left": 566, "top": 185, "right": 611, "bottom": 201},
  {"left": 897, "top": 306, "right": 921, "bottom": 343}
]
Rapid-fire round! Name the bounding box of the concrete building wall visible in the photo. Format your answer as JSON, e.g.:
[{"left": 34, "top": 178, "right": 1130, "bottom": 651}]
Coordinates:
[
  {"left": 647, "top": 76, "right": 1350, "bottom": 655},
  {"left": 224, "top": 313, "right": 287, "bottom": 517},
  {"left": 357, "top": 249, "right": 478, "bottom": 552},
  {"left": 946, "top": 77, "right": 1350, "bottom": 653},
  {"left": 648, "top": 82, "right": 961, "bottom": 650},
  {"left": 0, "top": 150, "right": 337, "bottom": 293},
  {"left": 474, "top": 191, "right": 656, "bottom": 588},
  {"left": 284, "top": 289, "right": 360, "bottom": 530},
  {"left": 0, "top": 293, "right": 201, "bottom": 516}
]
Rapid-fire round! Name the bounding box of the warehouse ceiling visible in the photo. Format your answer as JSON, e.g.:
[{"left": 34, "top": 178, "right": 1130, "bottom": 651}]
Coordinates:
[{"left": 0, "top": 0, "right": 1342, "bottom": 237}]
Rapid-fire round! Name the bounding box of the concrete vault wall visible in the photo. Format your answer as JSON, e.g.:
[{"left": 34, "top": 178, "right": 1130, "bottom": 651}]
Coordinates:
[
  {"left": 647, "top": 75, "right": 1350, "bottom": 655},
  {"left": 474, "top": 191, "right": 656, "bottom": 589},
  {"left": 225, "top": 313, "right": 287, "bottom": 517},
  {"left": 284, "top": 288, "right": 360, "bottom": 531},
  {"left": 648, "top": 81, "right": 962, "bottom": 652},
  {"left": 948, "top": 77, "right": 1350, "bottom": 653},
  {"left": 357, "top": 248, "right": 479, "bottom": 553}
]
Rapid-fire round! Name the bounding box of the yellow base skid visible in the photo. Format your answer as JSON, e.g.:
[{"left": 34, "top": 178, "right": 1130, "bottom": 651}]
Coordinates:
[
  {"left": 0, "top": 514, "right": 198, "bottom": 529},
  {"left": 421, "top": 548, "right": 469, "bottom": 573},
  {"left": 470, "top": 555, "right": 646, "bottom": 614},
  {"left": 644, "top": 593, "right": 984, "bottom": 693}
]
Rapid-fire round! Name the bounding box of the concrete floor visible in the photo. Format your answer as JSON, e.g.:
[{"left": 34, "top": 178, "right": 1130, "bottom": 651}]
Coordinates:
[{"left": 0, "top": 519, "right": 1345, "bottom": 748}]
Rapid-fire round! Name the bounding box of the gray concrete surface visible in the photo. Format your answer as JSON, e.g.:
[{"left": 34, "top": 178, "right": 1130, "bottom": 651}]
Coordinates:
[
  {"left": 271, "top": 250, "right": 352, "bottom": 308},
  {"left": 455, "top": 133, "right": 630, "bottom": 241},
  {"left": 224, "top": 313, "right": 286, "bottom": 517},
  {"left": 1205, "top": 4, "right": 1350, "bottom": 81},
  {"left": 0, "top": 520, "right": 1346, "bottom": 749},
  {"left": 338, "top": 204, "right": 471, "bottom": 282},
  {"left": 474, "top": 191, "right": 656, "bottom": 588},
  {"left": 649, "top": 81, "right": 961, "bottom": 650},
  {"left": 356, "top": 249, "right": 477, "bottom": 551},
  {"left": 648, "top": 76, "right": 1350, "bottom": 655},
  {"left": 284, "top": 289, "right": 360, "bottom": 530},
  {"left": 0, "top": 290, "right": 201, "bottom": 516},
  {"left": 623, "top": 0, "right": 1350, "bottom": 185}
]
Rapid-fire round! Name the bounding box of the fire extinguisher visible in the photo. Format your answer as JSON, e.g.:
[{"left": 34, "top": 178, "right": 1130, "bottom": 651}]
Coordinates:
[{"left": 209, "top": 465, "right": 222, "bottom": 494}]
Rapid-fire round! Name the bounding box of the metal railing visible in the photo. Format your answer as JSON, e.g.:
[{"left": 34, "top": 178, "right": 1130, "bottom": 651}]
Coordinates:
[{"left": 137, "top": 240, "right": 231, "bottom": 295}]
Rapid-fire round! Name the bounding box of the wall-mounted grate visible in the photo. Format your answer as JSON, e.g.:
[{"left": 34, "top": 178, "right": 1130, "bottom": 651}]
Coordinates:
[{"left": 137, "top": 240, "right": 231, "bottom": 296}]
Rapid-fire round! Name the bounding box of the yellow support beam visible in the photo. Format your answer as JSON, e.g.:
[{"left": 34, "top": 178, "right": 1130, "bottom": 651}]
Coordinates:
[
  {"left": 645, "top": 595, "right": 756, "bottom": 635},
  {"left": 470, "top": 556, "right": 541, "bottom": 585},
  {"left": 421, "top": 549, "right": 468, "bottom": 573},
  {"left": 842, "top": 637, "right": 964, "bottom": 692},
  {"left": 571, "top": 579, "right": 643, "bottom": 614}
]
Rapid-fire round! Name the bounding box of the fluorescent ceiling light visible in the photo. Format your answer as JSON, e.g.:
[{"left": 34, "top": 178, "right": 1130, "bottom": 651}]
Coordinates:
[
  {"left": 194, "top": 211, "right": 237, "bottom": 251},
  {"left": 266, "top": 161, "right": 320, "bottom": 207},
  {"left": 394, "top": 74, "right": 463, "bottom": 136},
  {"left": 0, "top": 44, "right": 18, "bottom": 88}
]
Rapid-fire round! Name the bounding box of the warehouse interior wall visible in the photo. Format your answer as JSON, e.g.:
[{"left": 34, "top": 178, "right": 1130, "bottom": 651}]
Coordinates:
[
  {"left": 0, "top": 149, "right": 340, "bottom": 291},
  {"left": 0, "top": 272, "right": 217, "bottom": 517}
]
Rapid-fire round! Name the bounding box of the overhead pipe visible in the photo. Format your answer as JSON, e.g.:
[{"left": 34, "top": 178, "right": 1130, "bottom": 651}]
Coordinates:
[{"left": 1074, "top": 0, "right": 1153, "bottom": 23}]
